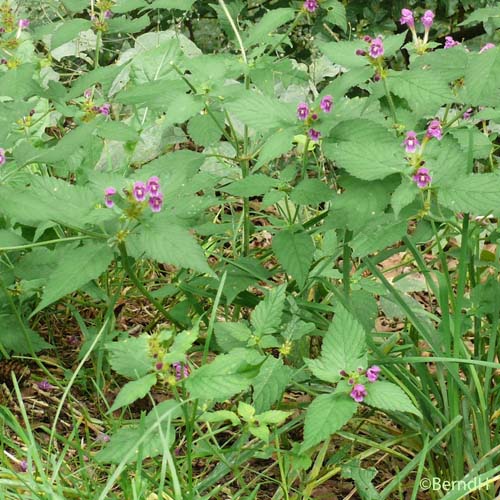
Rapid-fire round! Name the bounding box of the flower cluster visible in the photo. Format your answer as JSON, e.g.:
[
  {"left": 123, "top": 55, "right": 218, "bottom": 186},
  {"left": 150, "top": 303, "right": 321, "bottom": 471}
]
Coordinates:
[
  {"left": 400, "top": 8, "right": 435, "bottom": 51},
  {"left": 82, "top": 88, "right": 111, "bottom": 118},
  {"left": 356, "top": 36, "right": 386, "bottom": 81},
  {"left": 296, "top": 95, "right": 333, "bottom": 142},
  {"left": 172, "top": 361, "right": 190, "bottom": 381},
  {"left": 91, "top": 0, "right": 114, "bottom": 31},
  {"left": 303, "top": 0, "right": 319, "bottom": 13},
  {"left": 339, "top": 365, "right": 381, "bottom": 403},
  {"left": 104, "top": 177, "right": 164, "bottom": 213}
]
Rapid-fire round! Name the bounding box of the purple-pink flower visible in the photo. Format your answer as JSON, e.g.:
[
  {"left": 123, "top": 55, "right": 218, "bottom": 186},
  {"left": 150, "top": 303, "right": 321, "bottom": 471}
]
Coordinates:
[
  {"left": 350, "top": 384, "right": 367, "bottom": 403},
  {"left": 320, "top": 95, "right": 333, "bottom": 113},
  {"left": 133, "top": 181, "right": 147, "bottom": 202},
  {"left": 400, "top": 8, "right": 415, "bottom": 28},
  {"left": 366, "top": 365, "right": 381, "bottom": 383},
  {"left": 479, "top": 43, "right": 495, "bottom": 54},
  {"left": 413, "top": 167, "right": 432, "bottom": 188},
  {"left": 103, "top": 10, "right": 113, "bottom": 19},
  {"left": 0, "top": 148, "right": 5, "bottom": 166},
  {"left": 99, "top": 103, "right": 111, "bottom": 116},
  {"left": 149, "top": 193, "right": 164, "bottom": 213},
  {"left": 37, "top": 380, "right": 54, "bottom": 391},
  {"left": 96, "top": 432, "right": 110, "bottom": 443},
  {"left": 297, "top": 102, "right": 309, "bottom": 121},
  {"left": 19, "top": 460, "right": 28, "bottom": 472},
  {"left": 308, "top": 128, "right": 321, "bottom": 141},
  {"left": 84, "top": 88, "right": 92, "bottom": 99},
  {"left": 426, "top": 119, "right": 442, "bottom": 140},
  {"left": 104, "top": 187, "right": 117, "bottom": 208},
  {"left": 303, "top": 0, "right": 318, "bottom": 13},
  {"left": 172, "top": 362, "right": 190, "bottom": 381},
  {"left": 18, "top": 19, "right": 30, "bottom": 29},
  {"left": 463, "top": 108, "right": 473, "bottom": 120},
  {"left": 444, "top": 36, "right": 460, "bottom": 49},
  {"left": 146, "top": 176, "right": 160, "bottom": 195},
  {"left": 403, "top": 131, "right": 420, "bottom": 153},
  {"left": 355, "top": 49, "right": 367, "bottom": 56},
  {"left": 421, "top": 10, "right": 435, "bottom": 30},
  {"left": 369, "top": 37, "right": 384, "bottom": 58}
]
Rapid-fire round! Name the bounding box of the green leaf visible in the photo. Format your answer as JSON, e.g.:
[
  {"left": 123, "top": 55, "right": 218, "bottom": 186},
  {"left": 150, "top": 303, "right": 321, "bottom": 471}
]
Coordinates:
[
  {"left": 163, "top": 327, "right": 198, "bottom": 363},
  {"left": 51, "top": 19, "right": 92, "bottom": 50},
  {"left": 107, "top": 335, "right": 154, "bottom": 379},
  {"left": 149, "top": 0, "right": 195, "bottom": 9},
  {"left": 237, "top": 401, "right": 256, "bottom": 421},
  {"left": 305, "top": 305, "right": 367, "bottom": 383},
  {"left": 438, "top": 174, "right": 500, "bottom": 215},
  {"left": 459, "top": 7, "right": 500, "bottom": 26},
  {"left": 97, "top": 121, "right": 139, "bottom": 142},
  {"left": 215, "top": 322, "right": 252, "bottom": 352},
  {"left": 249, "top": 424, "right": 270, "bottom": 442},
  {"left": 34, "top": 241, "right": 114, "bottom": 314},
  {"left": 109, "top": 373, "right": 157, "bottom": 412},
  {"left": 391, "top": 179, "right": 419, "bottom": 217},
  {"left": 187, "top": 111, "right": 224, "bottom": 148},
  {"left": 222, "top": 174, "right": 280, "bottom": 197},
  {"left": 255, "top": 127, "right": 296, "bottom": 168},
  {"left": 410, "top": 48, "right": 468, "bottom": 82},
  {"left": 342, "top": 461, "right": 381, "bottom": 500},
  {"left": 387, "top": 69, "right": 456, "bottom": 115},
  {"left": 62, "top": 0, "right": 88, "bottom": 12},
  {"left": 0, "top": 314, "right": 52, "bottom": 354},
  {"left": 290, "top": 179, "right": 333, "bottom": 205},
  {"left": 449, "top": 127, "right": 492, "bottom": 160},
  {"left": 364, "top": 381, "right": 421, "bottom": 416},
  {"left": 272, "top": 229, "right": 314, "bottom": 288},
  {"left": 199, "top": 410, "right": 240, "bottom": 426},
  {"left": 107, "top": 14, "right": 150, "bottom": 34},
  {"left": 126, "top": 219, "right": 212, "bottom": 275},
  {"left": 244, "top": 8, "right": 295, "bottom": 48},
  {"left": 302, "top": 393, "right": 357, "bottom": 450},
  {"left": 0, "top": 64, "right": 42, "bottom": 100},
  {"left": 112, "top": 0, "right": 148, "bottom": 13},
  {"left": 251, "top": 284, "right": 286, "bottom": 336},
  {"left": 323, "top": 0, "right": 347, "bottom": 31},
  {"left": 257, "top": 410, "right": 291, "bottom": 425},
  {"left": 0, "top": 230, "right": 26, "bottom": 248},
  {"left": 325, "top": 120, "right": 404, "bottom": 181},
  {"left": 252, "top": 356, "right": 293, "bottom": 413},
  {"left": 318, "top": 40, "right": 369, "bottom": 69},
  {"left": 186, "top": 349, "right": 264, "bottom": 401}
]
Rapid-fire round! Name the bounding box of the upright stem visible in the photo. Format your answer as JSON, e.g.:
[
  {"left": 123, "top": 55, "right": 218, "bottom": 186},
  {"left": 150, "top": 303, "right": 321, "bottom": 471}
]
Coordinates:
[{"left": 382, "top": 76, "right": 398, "bottom": 124}]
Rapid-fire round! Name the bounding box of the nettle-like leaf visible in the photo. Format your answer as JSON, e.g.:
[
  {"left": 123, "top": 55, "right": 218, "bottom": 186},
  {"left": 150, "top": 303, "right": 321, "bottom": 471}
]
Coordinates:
[
  {"left": 464, "top": 48, "right": 500, "bottom": 106},
  {"left": 364, "top": 381, "right": 421, "bottom": 416},
  {"left": 272, "top": 229, "right": 315, "bottom": 288},
  {"left": 109, "top": 373, "right": 157, "bottom": 413},
  {"left": 305, "top": 305, "right": 367, "bottom": 383},
  {"left": 324, "top": 119, "right": 405, "bottom": 181},
  {"left": 244, "top": 8, "right": 295, "bottom": 48},
  {"left": 107, "top": 335, "right": 154, "bottom": 379},
  {"left": 302, "top": 393, "right": 357, "bottom": 451},
  {"left": 250, "top": 284, "right": 287, "bottom": 337},
  {"left": 222, "top": 174, "right": 280, "bottom": 197},
  {"left": 215, "top": 322, "right": 252, "bottom": 352},
  {"left": 186, "top": 349, "right": 264, "bottom": 401}
]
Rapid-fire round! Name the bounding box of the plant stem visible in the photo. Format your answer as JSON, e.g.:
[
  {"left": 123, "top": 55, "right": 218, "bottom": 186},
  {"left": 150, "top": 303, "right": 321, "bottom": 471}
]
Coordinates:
[{"left": 382, "top": 76, "right": 398, "bottom": 124}]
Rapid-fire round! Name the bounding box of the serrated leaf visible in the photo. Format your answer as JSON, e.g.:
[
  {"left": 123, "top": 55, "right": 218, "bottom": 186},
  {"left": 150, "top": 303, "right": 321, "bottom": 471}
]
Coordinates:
[
  {"left": 391, "top": 179, "right": 419, "bottom": 217},
  {"left": 318, "top": 40, "right": 369, "bottom": 69},
  {"left": 51, "top": 19, "right": 93, "bottom": 50},
  {"left": 257, "top": 410, "right": 291, "bottom": 425},
  {"left": 251, "top": 284, "right": 287, "bottom": 336},
  {"left": 459, "top": 7, "right": 500, "bottom": 26},
  {"left": 464, "top": 49, "right": 500, "bottom": 105},
  {"left": 187, "top": 111, "right": 224, "bottom": 148},
  {"left": 305, "top": 305, "right": 367, "bottom": 383},
  {"left": 222, "top": 174, "right": 280, "bottom": 197},
  {"left": 249, "top": 424, "right": 270, "bottom": 442},
  {"left": 215, "top": 322, "right": 252, "bottom": 352},
  {"left": 34, "top": 241, "right": 114, "bottom": 314},
  {"left": 97, "top": 120, "right": 139, "bottom": 141},
  {"left": 255, "top": 127, "right": 296, "bottom": 168},
  {"left": 272, "top": 229, "right": 314, "bottom": 288},
  {"left": 290, "top": 179, "right": 333, "bottom": 205},
  {"left": 252, "top": 356, "right": 293, "bottom": 413},
  {"left": 185, "top": 349, "right": 264, "bottom": 401},
  {"left": 324, "top": 0, "right": 347, "bottom": 31},
  {"left": 302, "top": 393, "right": 357, "bottom": 450},
  {"left": 110, "top": 373, "right": 157, "bottom": 412},
  {"left": 126, "top": 219, "right": 212, "bottom": 275},
  {"left": 199, "top": 410, "right": 240, "bottom": 426},
  {"left": 112, "top": 0, "right": 148, "bottom": 13},
  {"left": 107, "top": 335, "right": 154, "bottom": 379},
  {"left": 0, "top": 314, "right": 52, "bottom": 354},
  {"left": 245, "top": 8, "right": 295, "bottom": 48},
  {"left": 107, "top": 14, "right": 150, "bottom": 34},
  {"left": 364, "top": 381, "right": 420, "bottom": 416},
  {"left": 149, "top": 0, "right": 195, "bottom": 9}
]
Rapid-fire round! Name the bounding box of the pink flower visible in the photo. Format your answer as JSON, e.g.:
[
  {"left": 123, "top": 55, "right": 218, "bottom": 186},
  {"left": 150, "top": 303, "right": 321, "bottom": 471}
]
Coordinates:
[
  {"left": 320, "top": 95, "right": 333, "bottom": 113},
  {"left": 19, "top": 460, "right": 28, "bottom": 472},
  {"left": 413, "top": 167, "right": 432, "bottom": 188},
  {"left": 297, "top": 102, "right": 309, "bottom": 121},
  {"left": 96, "top": 432, "right": 110, "bottom": 443},
  {"left": 369, "top": 37, "right": 384, "bottom": 58},
  {"left": 355, "top": 49, "right": 367, "bottom": 56},
  {"left": 84, "top": 88, "right": 92, "bottom": 99},
  {"left": 103, "top": 10, "right": 113, "bottom": 19},
  {"left": 426, "top": 119, "right": 442, "bottom": 140},
  {"left": 37, "top": 380, "right": 54, "bottom": 391},
  {"left": 403, "top": 131, "right": 420, "bottom": 153},
  {"left": 146, "top": 176, "right": 160, "bottom": 195},
  {"left": 421, "top": 10, "right": 435, "bottom": 29},
  {"left": 400, "top": 8, "right": 415, "bottom": 28},
  {"left": 18, "top": 19, "right": 30, "bottom": 29},
  {"left": 463, "top": 108, "right": 473, "bottom": 120},
  {"left": 444, "top": 36, "right": 460, "bottom": 49},
  {"left": 149, "top": 192, "right": 164, "bottom": 213},
  {"left": 104, "top": 187, "right": 117, "bottom": 208},
  {"left": 172, "top": 362, "right": 190, "bottom": 381},
  {"left": 99, "top": 103, "right": 111, "bottom": 116},
  {"left": 350, "top": 384, "right": 367, "bottom": 403},
  {"left": 0, "top": 148, "right": 5, "bottom": 166},
  {"left": 366, "top": 365, "right": 381, "bottom": 383},
  {"left": 308, "top": 128, "right": 321, "bottom": 141},
  {"left": 133, "top": 181, "right": 147, "bottom": 202},
  {"left": 479, "top": 43, "right": 495, "bottom": 54},
  {"left": 303, "top": 0, "right": 318, "bottom": 13}
]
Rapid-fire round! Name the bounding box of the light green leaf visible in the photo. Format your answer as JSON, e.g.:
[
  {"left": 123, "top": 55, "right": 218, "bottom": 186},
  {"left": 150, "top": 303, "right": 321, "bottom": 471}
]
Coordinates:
[
  {"left": 290, "top": 179, "right": 333, "bottom": 205},
  {"left": 222, "top": 174, "right": 280, "bottom": 197},
  {"left": 249, "top": 424, "right": 270, "bottom": 442},
  {"left": 272, "top": 229, "right": 314, "bottom": 288},
  {"left": 34, "top": 241, "right": 114, "bottom": 314},
  {"left": 238, "top": 401, "right": 256, "bottom": 421},
  {"left": 391, "top": 179, "right": 419, "bottom": 217},
  {"left": 215, "top": 322, "right": 252, "bottom": 352},
  {"left": 302, "top": 393, "right": 357, "bottom": 450},
  {"left": 364, "top": 381, "right": 421, "bottom": 416},
  {"left": 257, "top": 410, "right": 291, "bottom": 425},
  {"left": 305, "top": 305, "right": 367, "bottom": 383},
  {"left": 163, "top": 327, "right": 198, "bottom": 363},
  {"left": 112, "top": 0, "right": 148, "bottom": 13},
  {"left": 324, "top": 0, "right": 347, "bottom": 31},
  {"left": 109, "top": 373, "right": 157, "bottom": 412},
  {"left": 251, "top": 284, "right": 287, "bottom": 336},
  {"left": 107, "top": 14, "right": 150, "bottom": 34},
  {"left": 107, "top": 335, "right": 154, "bottom": 379},
  {"left": 51, "top": 19, "right": 93, "bottom": 50},
  {"left": 245, "top": 8, "right": 295, "bottom": 47},
  {"left": 342, "top": 461, "right": 381, "bottom": 500},
  {"left": 255, "top": 127, "right": 296, "bottom": 168},
  {"left": 459, "top": 7, "right": 500, "bottom": 26},
  {"left": 187, "top": 111, "right": 224, "bottom": 148},
  {"left": 149, "top": 0, "right": 195, "bottom": 9},
  {"left": 318, "top": 40, "right": 369, "bottom": 69},
  {"left": 199, "top": 410, "right": 240, "bottom": 426},
  {"left": 97, "top": 121, "right": 139, "bottom": 142}
]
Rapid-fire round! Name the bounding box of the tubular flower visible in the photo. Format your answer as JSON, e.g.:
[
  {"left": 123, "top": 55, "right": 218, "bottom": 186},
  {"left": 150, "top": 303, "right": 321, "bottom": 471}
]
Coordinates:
[
  {"left": 444, "top": 36, "right": 460, "bottom": 49},
  {"left": 350, "top": 384, "right": 367, "bottom": 403},
  {"left": 146, "top": 176, "right": 161, "bottom": 195},
  {"left": 133, "top": 181, "right": 147, "bottom": 202},
  {"left": 421, "top": 10, "right": 435, "bottom": 29},
  {"left": 303, "top": 0, "right": 318, "bottom": 13},
  {"left": 413, "top": 167, "right": 432, "bottom": 188},
  {"left": 308, "top": 128, "right": 321, "bottom": 141},
  {"left": 479, "top": 43, "right": 495, "bottom": 53},
  {"left": 320, "top": 95, "right": 333, "bottom": 113},
  {"left": 104, "top": 187, "right": 117, "bottom": 208},
  {"left": 400, "top": 8, "right": 414, "bottom": 28},
  {"left": 426, "top": 119, "right": 443, "bottom": 140},
  {"left": 297, "top": 102, "right": 309, "bottom": 121},
  {"left": 403, "top": 131, "right": 420, "bottom": 153},
  {"left": 369, "top": 37, "right": 384, "bottom": 58},
  {"left": 366, "top": 365, "right": 381, "bottom": 382},
  {"left": 149, "top": 192, "right": 164, "bottom": 213}
]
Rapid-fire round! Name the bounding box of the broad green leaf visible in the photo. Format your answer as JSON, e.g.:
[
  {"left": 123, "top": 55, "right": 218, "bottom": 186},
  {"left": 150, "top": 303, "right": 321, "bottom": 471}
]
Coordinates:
[
  {"left": 187, "top": 111, "right": 224, "bottom": 148},
  {"left": 391, "top": 178, "right": 419, "bottom": 217},
  {"left": 244, "top": 8, "right": 295, "bottom": 48},
  {"left": 0, "top": 230, "right": 26, "bottom": 248},
  {"left": 305, "top": 305, "right": 367, "bottom": 383},
  {"left": 249, "top": 424, "right": 270, "bottom": 442},
  {"left": 410, "top": 47, "right": 468, "bottom": 82},
  {"left": 112, "top": 0, "right": 148, "bottom": 13},
  {"left": 215, "top": 322, "right": 252, "bottom": 352},
  {"left": 251, "top": 284, "right": 287, "bottom": 336},
  {"left": 109, "top": 373, "right": 157, "bottom": 412},
  {"left": 126, "top": 219, "right": 213, "bottom": 275},
  {"left": 186, "top": 348, "right": 264, "bottom": 401},
  {"left": 449, "top": 127, "right": 492, "bottom": 159},
  {"left": 459, "top": 7, "right": 500, "bottom": 26},
  {"left": 425, "top": 136, "right": 467, "bottom": 187},
  {"left": 252, "top": 356, "right": 293, "bottom": 413},
  {"left": 222, "top": 174, "right": 280, "bottom": 197},
  {"left": 342, "top": 461, "right": 381, "bottom": 500},
  {"left": 163, "top": 327, "right": 198, "bottom": 363},
  {"left": 34, "top": 241, "right": 114, "bottom": 314},
  {"left": 255, "top": 127, "right": 296, "bottom": 168},
  {"left": 272, "top": 229, "right": 314, "bottom": 288},
  {"left": 149, "top": 0, "right": 195, "bottom": 9},
  {"left": 464, "top": 49, "right": 500, "bottom": 105},
  {"left": 290, "top": 179, "right": 333, "bottom": 205},
  {"left": 257, "top": 410, "right": 291, "bottom": 425},
  {"left": 107, "top": 335, "right": 154, "bottom": 379},
  {"left": 324, "top": 0, "right": 347, "bottom": 31},
  {"left": 51, "top": 19, "right": 92, "bottom": 49},
  {"left": 325, "top": 120, "right": 404, "bottom": 181},
  {"left": 62, "top": 0, "right": 87, "bottom": 12},
  {"left": 302, "top": 393, "right": 357, "bottom": 450},
  {"left": 318, "top": 40, "right": 369, "bottom": 69},
  {"left": 364, "top": 381, "right": 421, "bottom": 416},
  {"left": 97, "top": 121, "right": 139, "bottom": 141},
  {"left": 115, "top": 80, "right": 187, "bottom": 108},
  {"left": 0, "top": 314, "right": 52, "bottom": 354},
  {"left": 0, "top": 64, "right": 42, "bottom": 100},
  {"left": 199, "top": 410, "right": 240, "bottom": 426},
  {"left": 237, "top": 402, "right": 256, "bottom": 421},
  {"left": 438, "top": 174, "right": 500, "bottom": 215},
  {"left": 107, "top": 14, "right": 150, "bottom": 34}
]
